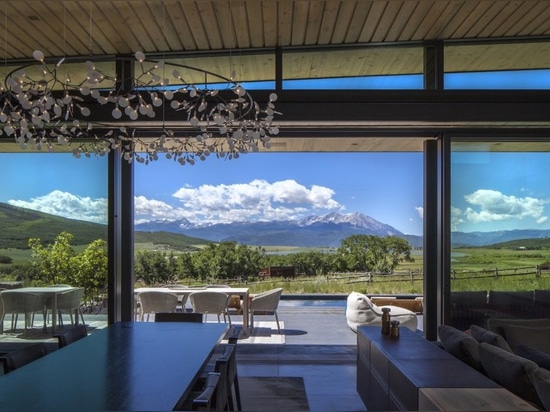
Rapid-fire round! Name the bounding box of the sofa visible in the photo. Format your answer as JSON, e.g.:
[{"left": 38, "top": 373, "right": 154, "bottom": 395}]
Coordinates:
[
  {"left": 438, "top": 319, "right": 550, "bottom": 410},
  {"left": 345, "top": 291, "right": 417, "bottom": 332}
]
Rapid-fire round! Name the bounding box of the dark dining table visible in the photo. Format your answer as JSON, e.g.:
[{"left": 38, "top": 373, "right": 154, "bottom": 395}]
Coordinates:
[{"left": 0, "top": 321, "right": 229, "bottom": 411}]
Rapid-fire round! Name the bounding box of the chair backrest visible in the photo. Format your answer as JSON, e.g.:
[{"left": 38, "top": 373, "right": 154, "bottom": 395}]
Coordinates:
[
  {"left": 250, "top": 288, "right": 283, "bottom": 312},
  {"left": 137, "top": 291, "right": 178, "bottom": 315},
  {"left": 0, "top": 291, "right": 44, "bottom": 313},
  {"left": 215, "top": 343, "right": 237, "bottom": 386},
  {"left": 189, "top": 291, "right": 229, "bottom": 315},
  {"left": 2, "top": 342, "right": 47, "bottom": 374},
  {"left": 192, "top": 372, "right": 223, "bottom": 411},
  {"left": 225, "top": 325, "right": 242, "bottom": 344},
  {"left": 57, "top": 287, "right": 85, "bottom": 310},
  {"left": 154, "top": 312, "right": 204, "bottom": 323},
  {"left": 54, "top": 324, "right": 88, "bottom": 348}
]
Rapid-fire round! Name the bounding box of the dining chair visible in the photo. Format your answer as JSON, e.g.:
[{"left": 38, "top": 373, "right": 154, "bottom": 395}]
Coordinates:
[
  {"left": 53, "top": 324, "right": 88, "bottom": 348},
  {"left": 249, "top": 288, "right": 283, "bottom": 333},
  {"left": 54, "top": 287, "right": 86, "bottom": 328},
  {"left": 154, "top": 312, "right": 204, "bottom": 323},
  {"left": 0, "top": 291, "right": 46, "bottom": 336},
  {"left": 179, "top": 372, "right": 223, "bottom": 411},
  {"left": 1, "top": 342, "right": 47, "bottom": 374},
  {"left": 137, "top": 291, "right": 178, "bottom": 321},
  {"left": 189, "top": 291, "right": 231, "bottom": 325}
]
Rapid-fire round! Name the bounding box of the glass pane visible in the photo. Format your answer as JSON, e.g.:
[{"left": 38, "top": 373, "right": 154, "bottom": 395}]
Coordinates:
[
  {"left": 160, "top": 53, "right": 276, "bottom": 86},
  {"left": 445, "top": 42, "right": 550, "bottom": 89},
  {"left": 283, "top": 47, "right": 424, "bottom": 89},
  {"left": 0, "top": 151, "right": 108, "bottom": 340},
  {"left": 450, "top": 141, "right": 550, "bottom": 331}
]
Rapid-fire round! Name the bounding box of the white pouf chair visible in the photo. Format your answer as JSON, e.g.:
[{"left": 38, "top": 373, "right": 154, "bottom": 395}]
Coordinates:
[{"left": 346, "top": 291, "right": 417, "bottom": 332}]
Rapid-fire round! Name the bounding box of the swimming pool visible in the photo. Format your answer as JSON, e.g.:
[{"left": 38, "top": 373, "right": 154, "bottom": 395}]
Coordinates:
[{"left": 279, "top": 299, "right": 347, "bottom": 308}]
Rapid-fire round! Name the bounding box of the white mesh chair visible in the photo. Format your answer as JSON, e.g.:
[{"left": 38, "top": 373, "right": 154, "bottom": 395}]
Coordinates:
[
  {"left": 137, "top": 291, "right": 178, "bottom": 322},
  {"left": 54, "top": 287, "right": 86, "bottom": 328},
  {"left": 249, "top": 288, "right": 283, "bottom": 334},
  {"left": 189, "top": 291, "right": 231, "bottom": 325},
  {"left": 0, "top": 291, "right": 46, "bottom": 336}
]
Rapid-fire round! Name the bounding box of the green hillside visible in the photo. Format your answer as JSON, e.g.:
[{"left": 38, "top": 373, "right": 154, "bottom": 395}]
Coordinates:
[
  {"left": 134, "top": 231, "right": 212, "bottom": 251},
  {"left": 0, "top": 202, "right": 107, "bottom": 248},
  {"left": 0, "top": 203, "right": 211, "bottom": 250}
]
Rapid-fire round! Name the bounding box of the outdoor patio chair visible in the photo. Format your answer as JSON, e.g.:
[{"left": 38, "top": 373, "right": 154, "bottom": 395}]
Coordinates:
[
  {"left": 137, "top": 291, "right": 178, "bottom": 321},
  {"left": 154, "top": 312, "right": 204, "bottom": 322},
  {"left": 0, "top": 291, "right": 46, "bottom": 335},
  {"left": 53, "top": 287, "right": 86, "bottom": 328},
  {"left": 189, "top": 291, "right": 231, "bottom": 325},
  {"left": 207, "top": 285, "right": 242, "bottom": 314},
  {"left": 53, "top": 324, "right": 88, "bottom": 348},
  {"left": 1, "top": 342, "right": 47, "bottom": 374},
  {"left": 249, "top": 288, "right": 283, "bottom": 334}
]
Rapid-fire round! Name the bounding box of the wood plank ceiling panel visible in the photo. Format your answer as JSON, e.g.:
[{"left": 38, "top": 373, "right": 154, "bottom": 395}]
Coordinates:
[
  {"left": 246, "top": 0, "right": 265, "bottom": 48},
  {"left": 344, "top": 1, "right": 372, "bottom": 43},
  {"left": 330, "top": 1, "right": 358, "bottom": 44},
  {"left": 358, "top": 0, "right": 386, "bottom": 43},
  {"left": 317, "top": 0, "right": 340, "bottom": 45},
  {"left": 304, "top": 1, "right": 325, "bottom": 45},
  {"left": 89, "top": 2, "right": 129, "bottom": 55},
  {"left": 371, "top": 1, "right": 403, "bottom": 43},
  {"left": 165, "top": 1, "right": 197, "bottom": 51},
  {"left": 385, "top": 1, "right": 418, "bottom": 42},
  {"left": 291, "top": 1, "right": 309, "bottom": 45}
]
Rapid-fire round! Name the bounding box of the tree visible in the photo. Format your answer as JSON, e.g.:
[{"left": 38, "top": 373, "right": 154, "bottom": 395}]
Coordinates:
[
  {"left": 337, "top": 234, "right": 413, "bottom": 273},
  {"left": 28, "top": 231, "right": 108, "bottom": 303},
  {"left": 134, "top": 250, "right": 179, "bottom": 285},
  {"left": 29, "top": 231, "right": 77, "bottom": 285},
  {"left": 73, "top": 239, "right": 108, "bottom": 304}
]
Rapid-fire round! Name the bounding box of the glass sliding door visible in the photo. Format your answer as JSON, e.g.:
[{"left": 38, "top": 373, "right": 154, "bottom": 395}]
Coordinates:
[
  {"left": 449, "top": 141, "right": 550, "bottom": 331},
  {"left": 0, "top": 152, "right": 108, "bottom": 339}
]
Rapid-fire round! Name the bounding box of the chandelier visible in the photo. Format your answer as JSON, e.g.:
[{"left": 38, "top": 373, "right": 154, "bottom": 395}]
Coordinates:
[{"left": 0, "top": 51, "right": 280, "bottom": 165}]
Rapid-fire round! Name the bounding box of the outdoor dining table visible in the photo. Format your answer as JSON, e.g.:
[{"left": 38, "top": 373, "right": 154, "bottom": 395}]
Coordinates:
[
  {"left": 0, "top": 321, "right": 229, "bottom": 411},
  {"left": 134, "top": 286, "right": 251, "bottom": 335},
  {"left": 0, "top": 286, "right": 81, "bottom": 335}
]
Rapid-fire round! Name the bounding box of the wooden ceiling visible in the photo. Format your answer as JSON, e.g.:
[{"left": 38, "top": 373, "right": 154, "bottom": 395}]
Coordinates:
[
  {"left": 2, "top": 1, "right": 550, "bottom": 59},
  {"left": 1, "top": 1, "right": 549, "bottom": 153}
]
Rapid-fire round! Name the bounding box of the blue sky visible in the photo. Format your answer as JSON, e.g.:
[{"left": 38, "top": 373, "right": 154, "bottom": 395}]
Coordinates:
[
  {"left": 451, "top": 151, "right": 550, "bottom": 232},
  {"left": 1, "top": 148, "right": 550, "bottom": 236}
]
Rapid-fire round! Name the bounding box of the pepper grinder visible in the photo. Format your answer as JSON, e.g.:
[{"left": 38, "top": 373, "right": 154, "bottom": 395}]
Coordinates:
[{"left": 381, "top": 307, "right": 391, "bottom": 335}]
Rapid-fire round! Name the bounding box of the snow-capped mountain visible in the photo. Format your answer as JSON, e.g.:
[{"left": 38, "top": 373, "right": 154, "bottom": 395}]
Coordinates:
[{"left": 135, "top": 212, "right": 421, "bottom": 247}]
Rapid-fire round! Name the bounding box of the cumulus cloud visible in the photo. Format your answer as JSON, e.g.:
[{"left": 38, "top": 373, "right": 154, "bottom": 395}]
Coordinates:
[
  {"left": 8, "top": 190, "right": 107, "bottom": 224},
  {"left": 464, "top": 189, "right": 548, "bottom": 224},
  {"left": 451, "top": 206, "right": 465, "bottom": 231},
  {"left": 165, "top": 179, "right": 344, "bottom": 223},
  {"left": 415, "top": 206, "right": 424, "bottom": 219}
]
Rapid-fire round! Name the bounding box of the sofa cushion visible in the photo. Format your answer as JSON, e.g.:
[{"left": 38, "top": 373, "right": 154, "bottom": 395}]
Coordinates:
[
  {"left": 478, "top": 342, "right": 542, "bottom": 407},
  {"left": 438, "top": 324, "right": 484, "bottom": 373},
  {"left": 486, "top": 317, "right": 550, "bottom": 338},
  {"left": 504, "top": 324, "right": 550, "bottom": 354},
  {"left": 528, "top": 366, "right": 550, "bottom": 411},
  {"left": 516, "top": 344, "right": 550, "bottom": 369},
  {"left": 470, "top": 324, "right": 512, "bottom": 352}
]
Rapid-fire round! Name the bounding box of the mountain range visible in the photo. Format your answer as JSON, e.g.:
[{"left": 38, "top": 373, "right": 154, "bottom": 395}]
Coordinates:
[{"left": 135, "top": 212, "right": 424, "bottom": 248}]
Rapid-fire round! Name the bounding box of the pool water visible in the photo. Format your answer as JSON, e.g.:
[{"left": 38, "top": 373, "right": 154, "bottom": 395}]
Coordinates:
[{"left": 279, "top": 299, "right": 347, "bottom": 308}]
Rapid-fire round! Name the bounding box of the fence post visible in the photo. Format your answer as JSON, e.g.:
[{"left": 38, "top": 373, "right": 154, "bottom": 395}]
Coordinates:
[{"left": 494, "top": 268, "right": 498, "bottom": 278}]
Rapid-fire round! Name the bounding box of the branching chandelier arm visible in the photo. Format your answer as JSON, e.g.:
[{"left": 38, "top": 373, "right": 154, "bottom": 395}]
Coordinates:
[{"left": 0, "top": 51, "right": 280, "bottom": 165}]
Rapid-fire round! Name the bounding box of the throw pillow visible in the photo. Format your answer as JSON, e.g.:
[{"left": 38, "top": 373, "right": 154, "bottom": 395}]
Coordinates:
[
  {"left": 487, "top": 318, "right": 550, "bottom": 338},
  {"left": 516, "top": 344, "right": 550, "bottom": 369},
  {"left": 504, "top": 325, "right": 550, "bottom": 354},
  {"left": 470, "top": 324, "right": 512, "bottom": 352},
  {"left": 438, "top": 324, "right": 484, "bottom": 373},
  {"left": 529, "top": 366, "right": 550, "bottom": 411},
  {"left": 478, "top": 342, "right": 542, "bottom": 408}
]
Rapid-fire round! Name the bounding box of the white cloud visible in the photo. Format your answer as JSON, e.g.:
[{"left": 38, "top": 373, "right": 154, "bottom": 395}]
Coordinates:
[
  {"left": 464, "top": 189, "right": 548, "bottom": 224},
  {"left": 451, "top": 206, "right": 464, "bottom": 231},
  {"left": 8, "top": 190, "right": 107, "bottom": 224},
  {"left": 415, "top": 206, "right": 424, "bottom": 219},
  {"left": 164, "top": 179, "right": 343, "bottom": 223}
]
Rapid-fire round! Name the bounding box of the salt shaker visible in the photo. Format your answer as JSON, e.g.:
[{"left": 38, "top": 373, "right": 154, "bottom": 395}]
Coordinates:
[
  {"left": 381, "top": 307, "right": 391, "bottom": 334},
  {"left": 390, "top": 320, "right": 400, "bottom": 338}
]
